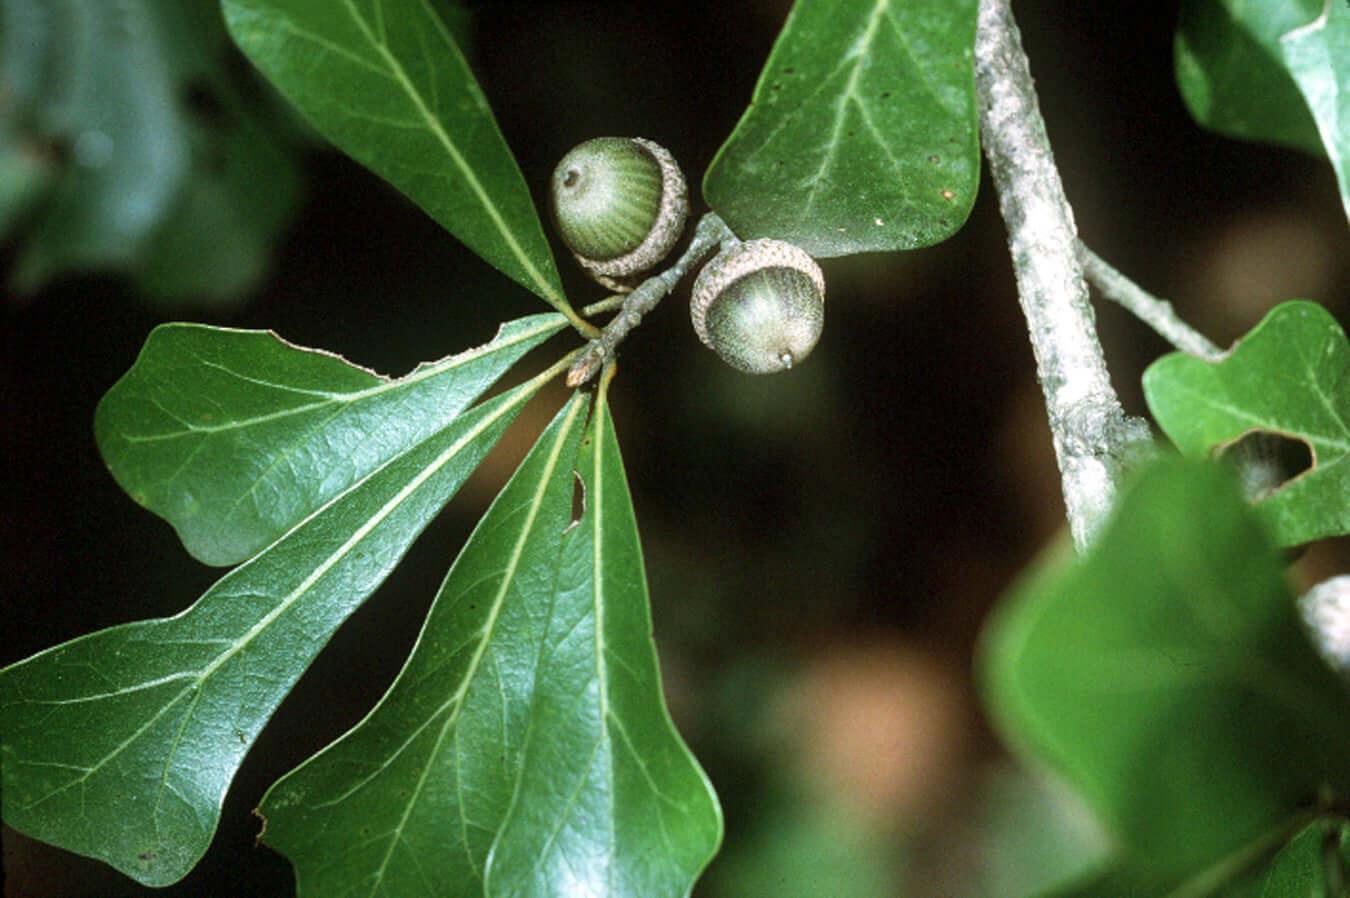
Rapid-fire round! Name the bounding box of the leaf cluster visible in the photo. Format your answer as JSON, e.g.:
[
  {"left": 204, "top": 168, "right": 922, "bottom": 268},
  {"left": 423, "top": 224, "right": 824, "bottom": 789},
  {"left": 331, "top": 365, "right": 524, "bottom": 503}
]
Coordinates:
[{"left": 2, "top": 0, "right": 1348, "bottom": 896}]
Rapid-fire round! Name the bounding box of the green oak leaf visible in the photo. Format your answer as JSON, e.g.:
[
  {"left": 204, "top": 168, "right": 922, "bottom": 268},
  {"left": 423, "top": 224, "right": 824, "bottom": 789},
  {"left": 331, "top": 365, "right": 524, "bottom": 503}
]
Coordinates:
[
  {"left": 0, "top": 372, "right": 552, "bottom": 887},
  {"left": 221, "top": 0, "right": 573, "bottom": 315},
  {"left": 95, "top": 313, "right": 564, "bottom": 566},
  {"left": 485, "top": 381, "right": 722, "bottom": 898},
  {"left": 703, "top": 0, "right": 979, "bottom": 257},
  {"left": 1176, "top": 0, "right": 1350, "bottom": 222},
  {"left": 1279, "top": 0, "right": 1350, "bottom": 223},
  {"left": 1142, "top": 301, "right": 1350, "bottom": 547},
  {"left": 981, "top": 459, "right": 1350, "bottom": 885},
  {"left": 258, "top": 392, "right": 591, "bottom": 897}
]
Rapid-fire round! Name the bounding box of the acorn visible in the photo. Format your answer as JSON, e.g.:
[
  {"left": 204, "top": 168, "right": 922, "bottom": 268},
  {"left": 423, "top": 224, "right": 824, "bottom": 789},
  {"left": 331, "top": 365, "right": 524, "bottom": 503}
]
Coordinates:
[
  {"left": 691, "top": 238, "right": 825, "bottom": 374},
  {"left": 550, "top": 137, "right": 688, "bottom": 292}
]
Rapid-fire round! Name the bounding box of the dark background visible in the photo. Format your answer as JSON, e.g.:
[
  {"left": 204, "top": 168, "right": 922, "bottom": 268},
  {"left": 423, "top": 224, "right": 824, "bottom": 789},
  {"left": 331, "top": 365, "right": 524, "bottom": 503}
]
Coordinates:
[{"left": 4, "top": 1, "right": 1349, "bottom": 895}]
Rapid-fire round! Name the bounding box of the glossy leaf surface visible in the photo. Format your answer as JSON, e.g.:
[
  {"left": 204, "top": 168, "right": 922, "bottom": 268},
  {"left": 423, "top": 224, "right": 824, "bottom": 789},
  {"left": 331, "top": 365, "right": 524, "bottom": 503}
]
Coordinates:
[
  {"left": 1176, "top": 0, "right": 1349, "bottom": 221},
  {"left": 1143, "top": 301, "right": 1350, "bottom": 547},
  {"left": 486, "top": 384, "right": 722, "bottom": 897},
  {"left": 95, "top": 313, "right": 564, "bottom": 566},
  {"left": 221, "top": 0, "right": 571, "bottom": 313},
  {"left": 0, "top": 376, "right": 548, "bottom": 886},
  {"left": 981, "top": 459, "right": 1350, "bottom": 884},
  {"left": 703, "top": 0, "right": 980, "bottom": 257},
  {"left": 261, "top": 385, "right": 721, "bottom": 898},
  {"left": 259, "top": 393, "right": 590, "bottom": 897}
]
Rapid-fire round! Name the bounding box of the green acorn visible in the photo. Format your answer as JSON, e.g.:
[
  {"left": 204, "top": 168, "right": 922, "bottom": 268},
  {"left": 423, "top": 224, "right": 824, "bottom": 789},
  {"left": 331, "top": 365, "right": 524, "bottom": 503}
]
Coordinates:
[
  {"left": 691, "top": 238, "right": 825, "bottom": 374},
  {"left": 551, "top": 137, "right": 688, "bottom": 291}
]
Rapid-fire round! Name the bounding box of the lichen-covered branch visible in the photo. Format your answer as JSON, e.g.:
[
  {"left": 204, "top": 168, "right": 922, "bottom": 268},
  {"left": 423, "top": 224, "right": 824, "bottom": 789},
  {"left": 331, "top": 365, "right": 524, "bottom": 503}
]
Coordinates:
[
  {"left": 1077, "top": 244, "right": 1221, "bottom": 360},
  {"left": 974, "top": 0, "right": 1151, "bottom": 549}
]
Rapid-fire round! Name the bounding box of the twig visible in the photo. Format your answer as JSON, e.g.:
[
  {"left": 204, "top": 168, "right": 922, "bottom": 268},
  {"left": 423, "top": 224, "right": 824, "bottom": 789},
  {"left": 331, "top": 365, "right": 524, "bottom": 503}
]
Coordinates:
[
  {"left": 1077, "top": 243, "right": 1222, "bottom": 361},
  {"left": 974, "top": 0, "right": 1152, "bottom": 550},
  {"left": 566, "top": 212, "right": 736, "bottom": 387}
]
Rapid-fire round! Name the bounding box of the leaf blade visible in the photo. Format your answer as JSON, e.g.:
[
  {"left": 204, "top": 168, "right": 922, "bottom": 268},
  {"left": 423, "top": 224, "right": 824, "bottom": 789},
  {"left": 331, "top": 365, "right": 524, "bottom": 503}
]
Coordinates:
[
  {"left": 1279, "top": 0, "right": 1350, "bottom": 224},
  {"left": 1175, "top": 0, "right": 1326, "bottom": 155},
  {"left": 980, "top": 459, "right": 1350, "bottom": 883},
  {"left": 95, "top": 313, "right": 565, "bottom": 565},
  {"left": 485, "top": 381, "right": 722, "bottom": 898},
  {"left": 258, "top": 391, "right": 591, "bottom": 898},
  {"left": 702, "top": 0, "right": 980, "bottom": 257},
  {"left": 1142, "top": 301, "right": 1350, "bottom": 546},
  {"left": 1175, "top": 0, "right": 1350, "bottom": 222},
  {"left": 0, "top": 374, "right": 550, "bottom": 886},
  {"left": 220, "top": 0, "right": 570, "bottom": 311}
]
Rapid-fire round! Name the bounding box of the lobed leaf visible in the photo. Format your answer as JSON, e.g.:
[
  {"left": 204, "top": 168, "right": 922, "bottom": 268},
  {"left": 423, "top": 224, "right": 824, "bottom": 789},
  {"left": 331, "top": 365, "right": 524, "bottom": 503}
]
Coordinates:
[
  {"left": 258, "top": 392, "right": 591, "bottom": 897},
  {"left": 0, "top": 374, "right": 551, "bottom": 886},
  {"left": 702, "top": 0, "right": 980, "bottom": 257},
  {"left": 1143, "top": 301, "right": 1350, "bottom": 547},
  {"left": 221, "top": 0, "right": 572, "bottom": 313},
  {"left": 95, "top": 313, "right": 565, "bottom": 566},
  {"left": 981, "top": 459, "right": 1350, "bottom": 886},
  {"left": 485, "top": 381, "right": 722, "bottom": 898}
]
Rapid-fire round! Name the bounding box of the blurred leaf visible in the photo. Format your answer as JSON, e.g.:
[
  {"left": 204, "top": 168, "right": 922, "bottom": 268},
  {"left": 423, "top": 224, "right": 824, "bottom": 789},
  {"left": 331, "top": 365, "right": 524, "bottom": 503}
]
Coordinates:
[
  {"left": 131, "top": 116, "right": 301, "bottom": 304},
  {"left": 0, "top": 133, "right": 55, "bottom": 241},
  {"left": 221, "top": 0, "right": 573, "bottom": 315},
  {"left": 1176, "top": 0, "right": 1349, "bottom": 221},
  {"left": 9, "top": 0, "right": 190, "bottom": 287},
  {"left": 703, "top": 0, "right": 979, "bottom": 257},
  {"left": 981, "top": 459, "right": 1350, "bottom": 886},
  {"left": 1175, "top": 0, "right": 1325, "bottom": 155},
  {"left": 259, "top": 392, "right": 590, "bottom": 898},
  {"left": 1279, "top": 0, "right": 1350, "bottom": 223},
  {"left": 1, "top": 0, "right": 303, "bottom": 302},
  {"left": 1224, "top": 818, "right": 1349, "bottom": 898},
  {"left": 972, "top": 767, "right": 1109, "bottom": 898},
  {"left": 0, "top": 374, "right": 552, "bottom": 886},
  {"left": 704, "top": 789, "right": 900, "bottom": 898},
  {"left": 95, "top": 314, "right": 563, "bottom": 566},
  {"left": 485, "top": 382, "right": 722, "bottom": 898},
  {"left": 1143, "top": 301, "right": 1350, "bottom": 547}
]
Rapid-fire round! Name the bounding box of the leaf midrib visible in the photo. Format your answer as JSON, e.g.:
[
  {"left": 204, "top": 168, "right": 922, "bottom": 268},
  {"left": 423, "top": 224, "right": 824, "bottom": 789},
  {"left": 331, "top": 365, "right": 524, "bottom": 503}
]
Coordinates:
[
  {"left": 337, "top": 0, "right": 562, "bottom": 306},
  {"left": 13, "top": 382, "right": 539, "bottom": 815},
  {"left": 365, "top": 394, "right": 587, "bottom": 896}
]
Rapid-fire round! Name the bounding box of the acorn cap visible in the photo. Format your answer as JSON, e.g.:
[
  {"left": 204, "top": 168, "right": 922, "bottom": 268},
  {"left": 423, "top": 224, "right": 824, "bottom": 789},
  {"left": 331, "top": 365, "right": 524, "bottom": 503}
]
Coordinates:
[
  {"left": 691, "top": 238, "right": 825, "bottom": 374},
  {"left": 551, "top": 137, "right": 688, "bottom": 291}
]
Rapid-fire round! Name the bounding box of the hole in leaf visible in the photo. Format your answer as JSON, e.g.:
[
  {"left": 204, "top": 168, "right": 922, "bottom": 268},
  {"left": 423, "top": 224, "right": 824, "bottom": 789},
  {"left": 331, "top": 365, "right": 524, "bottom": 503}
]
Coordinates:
[
  {"left": 1218, "top": 430, "right": 1314, "bottom": 501},
  {"left": 569, "top": 471, "right": 586, "bottom": 528}
]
